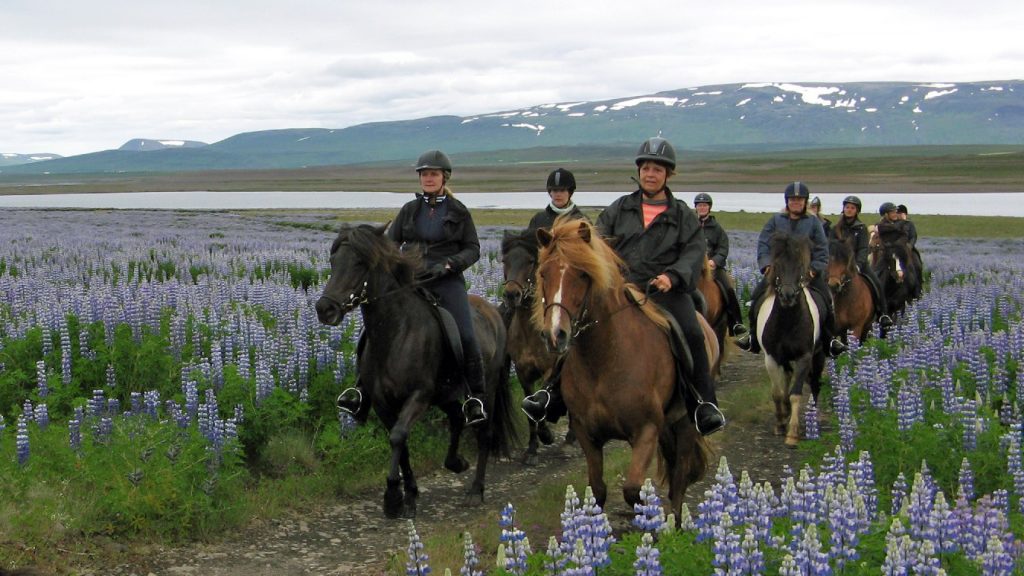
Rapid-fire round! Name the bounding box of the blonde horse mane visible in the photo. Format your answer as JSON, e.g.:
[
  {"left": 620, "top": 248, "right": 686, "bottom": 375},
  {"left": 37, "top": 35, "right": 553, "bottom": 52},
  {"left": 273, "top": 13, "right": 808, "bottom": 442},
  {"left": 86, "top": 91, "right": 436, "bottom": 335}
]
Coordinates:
[{"left": 533, "top": 219, "right": 669, "bottom": 330}]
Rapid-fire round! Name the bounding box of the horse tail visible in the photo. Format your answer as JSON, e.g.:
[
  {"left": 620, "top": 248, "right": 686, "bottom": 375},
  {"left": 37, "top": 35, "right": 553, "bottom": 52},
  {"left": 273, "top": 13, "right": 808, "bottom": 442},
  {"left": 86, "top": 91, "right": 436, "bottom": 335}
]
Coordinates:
[{"left": 486, "top": 353, "right": 519, "bottom": 458}]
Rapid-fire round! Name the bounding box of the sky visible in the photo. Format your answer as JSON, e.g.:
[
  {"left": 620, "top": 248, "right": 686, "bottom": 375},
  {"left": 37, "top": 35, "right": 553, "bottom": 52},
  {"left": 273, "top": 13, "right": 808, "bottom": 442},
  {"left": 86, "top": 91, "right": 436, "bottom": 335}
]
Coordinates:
[{"left": 2, "top": 0, "right": 1022, "bottom": 157}]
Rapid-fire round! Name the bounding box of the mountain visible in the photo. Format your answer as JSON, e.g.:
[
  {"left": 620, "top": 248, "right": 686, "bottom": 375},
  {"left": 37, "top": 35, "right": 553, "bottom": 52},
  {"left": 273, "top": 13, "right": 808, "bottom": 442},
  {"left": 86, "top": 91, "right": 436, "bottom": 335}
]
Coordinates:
[
  {"left": 119, "top": 139, "right": 209, "bottom": 152},
  {"left": 4, "top": 80, "right": 1022, "bottom": 175},
  {"left": 0, "top": 152, "right": 62, "bottom": 167}
]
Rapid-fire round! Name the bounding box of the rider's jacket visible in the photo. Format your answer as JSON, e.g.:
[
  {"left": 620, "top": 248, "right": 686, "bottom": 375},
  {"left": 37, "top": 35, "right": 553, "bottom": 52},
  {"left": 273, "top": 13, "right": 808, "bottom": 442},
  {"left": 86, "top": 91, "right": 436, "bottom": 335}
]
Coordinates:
[
  {"left": 831, "top": 217, "right": 870, "bottom": 269},
  {"left": 388, "top": 192, "right": 480, "bottom": 278},
  {"left": 596, "top": 187, "right": 705, "bottom": 293},
  {"left": 527, "top": 203, "right": 588, "bottom": 232},
  {"left": 756, "top": 211, "right": 829, "bottom": 275},
  {"left": 698, "top": 214, "right": 730, "bottom": 269}
]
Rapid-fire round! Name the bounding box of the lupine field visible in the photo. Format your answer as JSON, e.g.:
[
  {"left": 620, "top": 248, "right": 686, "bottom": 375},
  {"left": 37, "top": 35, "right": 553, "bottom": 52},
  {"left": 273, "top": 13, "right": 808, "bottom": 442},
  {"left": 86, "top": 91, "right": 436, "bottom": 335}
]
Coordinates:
[{"left": 1, "top": 208, "right": 1022, "bottom": 575}]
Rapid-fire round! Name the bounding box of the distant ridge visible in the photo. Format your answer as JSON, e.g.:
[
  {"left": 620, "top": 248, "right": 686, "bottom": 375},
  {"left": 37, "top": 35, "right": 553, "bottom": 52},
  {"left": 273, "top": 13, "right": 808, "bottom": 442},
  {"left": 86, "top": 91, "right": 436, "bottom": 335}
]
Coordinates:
[
  {"left": 3, "top": 80, "right": 1022, "bottom": 175},
  {"left": 119, "top": 139, "right": 209, "bottom": 152},
  {"left": 0, "top": 152, "right": 61, "bottom": 168}
]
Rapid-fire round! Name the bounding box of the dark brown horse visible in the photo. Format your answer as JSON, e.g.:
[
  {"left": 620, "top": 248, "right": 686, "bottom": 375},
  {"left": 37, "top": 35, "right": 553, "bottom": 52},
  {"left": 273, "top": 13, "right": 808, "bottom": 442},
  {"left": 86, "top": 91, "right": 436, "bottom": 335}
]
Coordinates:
[
  {"left": 500, "top": 229, "right": 562, "bottom": 464},
  {"left": 532, "top": 220, "right": 711, "bottom": 523},
  {"left": 869, "top": 225, "right": 922, "bottom": 318},
  {"left": 696, "top": 256, "right": 728, "bottom": 376},
  {"left": 315, "top": 224, "right": 516, "bottom": 518},
  {"left": 827, "top": 239, "right": 876, "bottom": 343},
  {"left": 755, "top": 232, "right": 826, "bottom": 448}
]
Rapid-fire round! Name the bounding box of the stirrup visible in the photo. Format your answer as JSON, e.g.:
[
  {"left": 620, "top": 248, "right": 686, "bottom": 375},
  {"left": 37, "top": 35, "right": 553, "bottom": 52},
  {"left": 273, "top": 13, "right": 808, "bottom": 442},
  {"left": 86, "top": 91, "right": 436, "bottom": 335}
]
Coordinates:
[
  {"left": 730, "top": 323, "right": 749, "bottom": 337},
  {"left": 521, "top": 389, "right": 551, "bottom": 423},
  {"left": 879, "top": 314, "right": 894, "bottom": 328},
  {"left": 463, "top": 396, "right": 488, "bottom": 426},
  {"left": 734, "top": 333, "right": 753, "bottom": 351},
  {"left": 828, "top": 338, "right": 848, "bottom": 357},
  {"left": 336, "top": 387, "right": 362, "bottom": 415},
  {"left": 695, "top": 401, "right": 726, "bottom": 436}
]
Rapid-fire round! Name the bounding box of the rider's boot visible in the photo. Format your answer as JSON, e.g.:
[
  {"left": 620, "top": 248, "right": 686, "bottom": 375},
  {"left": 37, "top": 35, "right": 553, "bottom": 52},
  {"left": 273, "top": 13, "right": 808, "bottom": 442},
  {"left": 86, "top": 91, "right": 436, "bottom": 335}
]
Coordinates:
[
  {"left": 337, "top": 381, "right": 370, "bottom": 424},
  {"left": 689, "top": 363, "right": 726, "bottom": 436},
  {"left": 462, "top": 353, "right": 488, "bottom": 426},
  {"left": 823, "top": 299, "right": 848, "bottom": 357},
  {"left": 735, "top": 305, "right": 760, "bottom": 353}
]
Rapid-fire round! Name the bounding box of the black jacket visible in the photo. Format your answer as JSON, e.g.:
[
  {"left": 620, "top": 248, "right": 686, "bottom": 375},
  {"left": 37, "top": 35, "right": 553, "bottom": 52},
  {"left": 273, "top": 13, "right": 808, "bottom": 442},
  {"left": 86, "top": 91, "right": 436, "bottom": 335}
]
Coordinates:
[
  {"left": 596, "top": 188, "right": 705, "bottom": 292},
  {"left": 527, "top": 203, "right": 588, "bottom": 232},
  {"left": 831, "top": 216, "right": 870, "bottom": 268},
  {"left": 698, "top": 215, "right": 730, "bottom": 269},
  {"left": 387, "top": 193, "right": 480, "bottom": 277}
]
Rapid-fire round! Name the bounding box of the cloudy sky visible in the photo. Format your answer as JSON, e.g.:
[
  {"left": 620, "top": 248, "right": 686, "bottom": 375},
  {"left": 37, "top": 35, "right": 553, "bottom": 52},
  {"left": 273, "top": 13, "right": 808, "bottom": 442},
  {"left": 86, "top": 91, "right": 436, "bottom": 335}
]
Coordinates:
[{"left": 2, "top": 0, "right": 1022, "bottom": 156}]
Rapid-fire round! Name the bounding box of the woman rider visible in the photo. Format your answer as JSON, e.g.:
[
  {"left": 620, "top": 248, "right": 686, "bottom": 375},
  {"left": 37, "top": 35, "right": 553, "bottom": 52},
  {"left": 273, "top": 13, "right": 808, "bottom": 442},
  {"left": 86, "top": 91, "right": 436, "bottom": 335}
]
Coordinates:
[
  {"left": 527, "top": 167, "right": 588, "bottom": 232},
  {"left": 597, "top": 137, "right": 725, "bottom": 435},
  {"left": 336, "top": 149, "right": 488, "bottom": 425},
  {"left": 693, "top": 192, "right": 747, "bottom": 337},
  {"left": 830, "top": 195, "right": 893, "bottom": 329}
]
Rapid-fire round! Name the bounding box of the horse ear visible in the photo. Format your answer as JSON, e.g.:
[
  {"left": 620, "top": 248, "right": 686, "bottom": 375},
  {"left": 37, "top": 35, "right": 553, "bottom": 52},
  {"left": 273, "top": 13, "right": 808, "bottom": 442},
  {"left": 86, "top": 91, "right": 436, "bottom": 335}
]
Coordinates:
[
  {"left": 536, "top": 227, "right": 554, "bottom": 247},
  {"left": 577, "top": 221, "right": 591, "bottom": 243},
  {"left": 377, "top": 221, "right": 391, "bottom": 236}
]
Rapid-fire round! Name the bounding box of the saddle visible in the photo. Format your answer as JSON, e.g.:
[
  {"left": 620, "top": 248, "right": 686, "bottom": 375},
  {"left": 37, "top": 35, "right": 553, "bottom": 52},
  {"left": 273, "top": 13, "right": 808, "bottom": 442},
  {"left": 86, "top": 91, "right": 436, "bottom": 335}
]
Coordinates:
[{"left": 356, "top": 288, "right": 464, "bottom": 370}]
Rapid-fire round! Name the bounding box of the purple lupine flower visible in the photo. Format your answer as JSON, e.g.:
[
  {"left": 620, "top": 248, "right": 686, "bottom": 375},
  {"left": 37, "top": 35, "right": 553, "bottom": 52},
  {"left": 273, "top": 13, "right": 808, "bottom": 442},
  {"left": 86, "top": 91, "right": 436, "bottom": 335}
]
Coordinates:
[
  {"left": 16, "top": 416, "right": 30, "bottom": 466},
  {"left": 0, "top": 414, "right": 5, "bottom": 435},
  {"left": 804, "top": 395, "right": 820, "bottom": 440},
  {"left": 696, "top": 457, "right": 737, "bottom": 542},
  {"left": 910, "top": 540, "right": 942, "bottom": 576},
  {"left": 881, "top": 518, "right": 913, "bottom": 575},
  {"left": 980, "top": 534, "right": 1015, "bottom": 576},
  {"left": 499, "top": 502, "right": 530, "bottom": 575},
  {"left": 961, "top": 398, "right": 979, "bottom": 451},
  {"left": 88, "top": 389, "right": 105, "bottom": 418},
  {"left": 891, "top": 473, "right": 908, "bottom": 516},
  {"left": 69, "top": 406, "right": 84, "bottom": 451},
  {"left": 60, "top": 322, "right": 72, "bottom": 386},
  {"left": 710, "top": 511, "right": 743, "bottom": 574},
  {"left": 581, "top": 486, "right": 615, "bottom": 568},
  {"left": 21, "top": 399, "right": 34, "bottom": 424},
  {"left": 404, "top": 520, "right": 431, "bottom": 576},
  {"left": 459, "top": 532, "right": 483, "bottom": 576},
  {"left": 543, "top": 536, "right": 567, "bottom": 575},
  {"left": 633, "top": 478, "right": 667, "bottom": 534},
  {"left": 34, "top": 403, "right": 48, "bottom": 430},
  {"left": 827, "top": 483, "right": 861, "bottom": 570},
  {"left": 958, "top": 457, "right": 975, "bottom": 502},
  {"left": 633, "top": 532, "right": 662, "bottom": 576},
  {"left": 36, "top": 360, "right": 48, "bottom": 398}
]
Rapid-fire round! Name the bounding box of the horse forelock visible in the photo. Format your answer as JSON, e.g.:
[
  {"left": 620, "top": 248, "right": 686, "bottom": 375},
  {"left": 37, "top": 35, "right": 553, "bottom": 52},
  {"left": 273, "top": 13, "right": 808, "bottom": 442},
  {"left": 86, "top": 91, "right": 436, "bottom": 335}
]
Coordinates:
[
  {"left": 769, "top": 233, "right": 810, "bottom": 288},
  {"left": 346, "top": 225, "right": 419, "bottom": 284},
  {"left": 501, "top": 229, "right": 538, "bottom": 257}
]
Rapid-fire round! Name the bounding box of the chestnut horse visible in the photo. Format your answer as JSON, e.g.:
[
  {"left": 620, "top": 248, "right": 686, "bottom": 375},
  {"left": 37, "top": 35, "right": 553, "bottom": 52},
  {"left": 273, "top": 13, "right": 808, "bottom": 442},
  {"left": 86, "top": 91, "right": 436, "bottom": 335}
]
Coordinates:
[
  {"left": 315, "top": 224, "right": 517, "bottom": 518},
  {"left": 696, "top": 256, "right": 729, "bottom": 376},
  {"left": 827, "top": 239, "right": 877, "bottom": 343},
  {"left": 532, "top": 220, "right": 711, "bottom": 523}
]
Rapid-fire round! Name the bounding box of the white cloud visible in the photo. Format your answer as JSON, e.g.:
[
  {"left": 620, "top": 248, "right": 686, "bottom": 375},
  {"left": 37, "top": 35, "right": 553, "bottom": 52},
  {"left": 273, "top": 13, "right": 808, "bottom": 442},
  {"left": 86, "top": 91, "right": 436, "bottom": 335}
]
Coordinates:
[{"left": 1, "top": 0, "right": 1022, "bottom": 155}]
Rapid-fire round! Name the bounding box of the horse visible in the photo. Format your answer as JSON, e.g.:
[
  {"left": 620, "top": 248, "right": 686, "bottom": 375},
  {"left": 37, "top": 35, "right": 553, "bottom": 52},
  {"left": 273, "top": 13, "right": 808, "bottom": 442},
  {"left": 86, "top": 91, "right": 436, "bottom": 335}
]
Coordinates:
[
  {"left": 314, "top": 224, "right": 517, "bottom": 519},
  {"left": 754, "top": 232, "right": 826, "bottom": 448},
  {"left": 827, "top": 238, "right": 877, "bottom": 342},
  {"left": 696, "top": 256, "right": 729, "bottom": 376},
  {"left": 531, "top": 220, "right": 711, "bottom": 524},
  {"left": 869, "top": 226, "right": 922, "bottom": 318},
  {"left": 500, "top": 229, "right": 563, "bottom": 464}
]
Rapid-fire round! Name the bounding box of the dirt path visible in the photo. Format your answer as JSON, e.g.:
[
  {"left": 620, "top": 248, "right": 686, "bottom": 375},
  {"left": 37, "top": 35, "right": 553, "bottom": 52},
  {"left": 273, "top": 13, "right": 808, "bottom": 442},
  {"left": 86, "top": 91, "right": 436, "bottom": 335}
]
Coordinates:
[{"left": 86, "top": 351, "right": 801, "bottom": 576}]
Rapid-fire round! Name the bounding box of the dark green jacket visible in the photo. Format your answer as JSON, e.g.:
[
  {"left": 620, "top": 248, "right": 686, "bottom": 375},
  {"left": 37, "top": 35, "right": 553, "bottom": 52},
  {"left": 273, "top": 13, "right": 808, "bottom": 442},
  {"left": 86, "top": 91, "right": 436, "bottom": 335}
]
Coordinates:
[
  {"left": 596, "top": 188, "right": 705, "bottom": 292},
  {"left": 387, "top": 193, "right": 480, "bottom": 277},
  {"left": 831, "top": 216, "right": 870, "bottom": 268},
  {"left": 526, "top": 203, "right": 588, "bottom": 232},
  {"left": 698, "top": 214, "right": 730, "bottom": 269}
]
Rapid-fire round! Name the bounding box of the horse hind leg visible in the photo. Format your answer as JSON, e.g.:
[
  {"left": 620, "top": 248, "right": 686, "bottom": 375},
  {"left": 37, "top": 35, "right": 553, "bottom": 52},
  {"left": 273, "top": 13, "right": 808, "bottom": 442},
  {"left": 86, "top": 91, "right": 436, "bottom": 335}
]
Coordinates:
[
  {"left": 765, "top": 356, "right": 790, "bottom": 435},
  {"left": 623, "top": 424, "right": 661, "bottom": 509},
  {"left": 785, "top": 394, "right": 803, "bottom": 448}
]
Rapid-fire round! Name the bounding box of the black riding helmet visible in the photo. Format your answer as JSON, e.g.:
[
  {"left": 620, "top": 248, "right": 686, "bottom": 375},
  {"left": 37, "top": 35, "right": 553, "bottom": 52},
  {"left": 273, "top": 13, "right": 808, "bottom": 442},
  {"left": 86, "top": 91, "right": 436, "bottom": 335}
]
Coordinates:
[
  {"left": 694, "top": 192, "right": 713, "bottom": 207},
  {"left": 842, "top": 195, "right": 863, "bottom": 212},
  {"left": 879, "top": 202, "right": 897, "bottom": 216},
  {"left": 415, "top": 149, "right": 453, "bottom": 177},
  {"left": 784, "top": 181, "right": 810, "bottom": 199},
  {"left": 635, "top": 137, "right": 677, "bottom": 171},
  {"left": 810, "top": 196, "right": 822, "bottom": 207},
  {"left": 546, "top": 168, "right": 576, "bottom": 193}
]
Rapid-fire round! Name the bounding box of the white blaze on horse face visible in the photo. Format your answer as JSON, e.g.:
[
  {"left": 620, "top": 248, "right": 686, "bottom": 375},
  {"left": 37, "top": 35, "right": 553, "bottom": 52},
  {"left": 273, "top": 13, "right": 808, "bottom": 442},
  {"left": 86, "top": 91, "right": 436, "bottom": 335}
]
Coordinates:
[{"left": 549, "top": 263, "right": 568, "bottom": 337}]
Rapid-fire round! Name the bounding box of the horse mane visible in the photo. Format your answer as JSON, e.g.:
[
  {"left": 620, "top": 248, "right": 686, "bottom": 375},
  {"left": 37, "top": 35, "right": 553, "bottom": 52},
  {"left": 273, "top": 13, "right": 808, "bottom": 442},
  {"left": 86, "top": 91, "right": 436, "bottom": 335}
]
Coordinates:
[
  {"left": 535, "top": 220, "right": 669, "bottom": 329},
  {"left": 501, "top": 228, "right": 538, "bottom": 257},
  {"left": 829, "top": 237, "right": 854, "bottom": 265},
  {"left": 768, "top": 232, "right": 811, "bottom": 287},
  {"left": 342, "top": 224, "right": 421, "bottom": 284}
]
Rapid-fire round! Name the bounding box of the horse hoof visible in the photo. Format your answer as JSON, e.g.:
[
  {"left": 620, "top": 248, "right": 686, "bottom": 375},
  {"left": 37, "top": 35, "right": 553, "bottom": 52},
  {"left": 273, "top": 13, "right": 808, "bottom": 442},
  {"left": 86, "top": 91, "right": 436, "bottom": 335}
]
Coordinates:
[
  {"left": 464, "top": 490, "right": 484, "bottom": 506},
  {"left": 537, "top": 425, "right": 555, "bottom": 446},
  {"left": 521, "top": 452, "right": 539, "bottom": 467},
  {"left": 445, "top": 455, "right": 470, "bottom": 474},
  {"left": 774, "top": 425, "right": 787, "bottom": 436},
  {"left": 785, "top": 435, "right": 800, "bottom": 448}
]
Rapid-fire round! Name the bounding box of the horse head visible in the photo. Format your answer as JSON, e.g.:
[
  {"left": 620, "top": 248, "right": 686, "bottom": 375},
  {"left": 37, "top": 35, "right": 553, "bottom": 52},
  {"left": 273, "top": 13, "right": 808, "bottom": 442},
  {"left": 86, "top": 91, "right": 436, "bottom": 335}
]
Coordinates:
[
  {"left": 500, "top": 229, "right": 539, "bottom": 310},
  {"left": 827, "top": 238, "right": 857, "bottom": 295},
  {"left": 315, "top": 222, "right": 415, "bottom": 326},
  {"left": 768, "top": 232, "right": 811, "bottom": 309},
  {"left": 533, "top": 220, "right": 625, "bottom": 354}
]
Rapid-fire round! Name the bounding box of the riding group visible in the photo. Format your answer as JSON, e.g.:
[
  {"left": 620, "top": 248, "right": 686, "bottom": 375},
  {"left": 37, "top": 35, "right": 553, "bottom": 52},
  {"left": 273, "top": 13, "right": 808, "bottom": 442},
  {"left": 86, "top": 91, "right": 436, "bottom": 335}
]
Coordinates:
[{"left": 314, "top": 137, "right": 925, "bottom": 520}]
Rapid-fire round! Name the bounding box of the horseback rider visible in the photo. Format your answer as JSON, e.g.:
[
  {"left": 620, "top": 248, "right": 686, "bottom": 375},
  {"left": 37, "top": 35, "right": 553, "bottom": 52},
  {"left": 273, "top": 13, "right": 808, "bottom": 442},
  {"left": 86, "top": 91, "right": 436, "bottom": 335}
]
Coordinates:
[
  {"left": 830, "top": 195, "right": 894, "bottom": 329},
  {"left": 693, "top": 192, "right": 748, "bottom": 337},
  {"left": 896, "top": 204, "right": 918, "bottom": 246},
  {"left": 527, "top": 167, "right": 588, "bottom": 232},
  {"left": 520, "top": 170, "right": 590, "bottom": 424},
  {"left": 877, "top": 202, "right": 923, "bottom": 300},
  {"left": 809, "top": 196, "right": 832, "bottom": 238},
  {"left": 595, "top": 137, "right": 725, "bottom": 435},
  {"left": 735, "top": 181, "right": 849, "bottom": 357},
  {"left": 336, "top": 149, "right": 488, "bottom": 426}
]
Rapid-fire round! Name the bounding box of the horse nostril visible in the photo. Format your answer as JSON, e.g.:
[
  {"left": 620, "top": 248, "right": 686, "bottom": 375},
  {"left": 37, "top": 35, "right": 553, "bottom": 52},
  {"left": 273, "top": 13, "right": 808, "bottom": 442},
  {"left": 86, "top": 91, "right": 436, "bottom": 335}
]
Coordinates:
[{"left": 553, "top": 329, "right": 570, "bottom": 353}]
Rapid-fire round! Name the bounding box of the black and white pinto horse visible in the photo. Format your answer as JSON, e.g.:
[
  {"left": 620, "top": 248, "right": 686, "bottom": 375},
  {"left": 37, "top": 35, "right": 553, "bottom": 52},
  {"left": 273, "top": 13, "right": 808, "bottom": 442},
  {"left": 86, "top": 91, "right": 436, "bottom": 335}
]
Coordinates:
[{"left": 754, "top": 232, "right": 826, "bottom": 448}]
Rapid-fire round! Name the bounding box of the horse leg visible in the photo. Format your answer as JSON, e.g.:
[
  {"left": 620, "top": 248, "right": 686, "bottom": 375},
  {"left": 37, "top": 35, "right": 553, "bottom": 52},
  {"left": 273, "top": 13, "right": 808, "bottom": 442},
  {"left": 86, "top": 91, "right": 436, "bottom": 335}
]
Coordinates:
[
  {"left": 785, "top": 356, "right": 813, "bottom": 448},
  {"left": 442, "top": 403, "right": 470, "bottom": 474},
  {"left": 384, "top": 394, "right": 431, "bottom": 519},
  {"left": 399, "top": 444, "right": 419, "bottom": 518},
  {"left": 624, "top": 423, "right": 661, "bottom": 508},
  {"left": 572, "top": 423, "right": 608, "bottom": 508},
  {"left": 465, "top": 423, "right": 492, "bottom": 506},
  {"left": 764, "top": 355, "right": 790, "bottom": 435}
]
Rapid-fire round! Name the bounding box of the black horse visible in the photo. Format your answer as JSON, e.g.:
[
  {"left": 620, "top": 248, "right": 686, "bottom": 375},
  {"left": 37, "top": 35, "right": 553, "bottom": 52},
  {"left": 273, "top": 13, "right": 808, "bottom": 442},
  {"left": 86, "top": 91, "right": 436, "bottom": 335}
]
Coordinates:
[
  {"left": 500, "top": 229, "right": 564, "bottom": 464},
  {"left": 315, "top": 224, "right": 516, "bottom": 518},
  {"left": 870, "top": 227, "right": 922, "bottom": 318},
  {"left": 754, "top": 232, "right": 826, "bottom": 448}
]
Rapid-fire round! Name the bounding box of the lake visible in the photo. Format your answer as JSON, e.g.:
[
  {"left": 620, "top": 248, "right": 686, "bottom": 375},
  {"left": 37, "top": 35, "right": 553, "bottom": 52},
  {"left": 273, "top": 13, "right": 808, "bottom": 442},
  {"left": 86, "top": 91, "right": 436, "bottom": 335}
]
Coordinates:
[{"left": 0, "top": 190, "right": 1021, "bottom": 216}]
